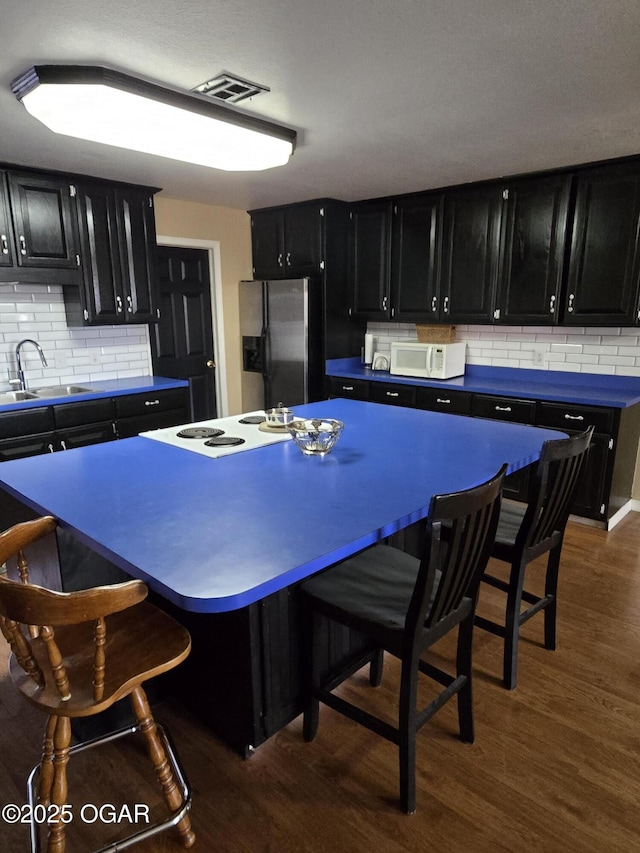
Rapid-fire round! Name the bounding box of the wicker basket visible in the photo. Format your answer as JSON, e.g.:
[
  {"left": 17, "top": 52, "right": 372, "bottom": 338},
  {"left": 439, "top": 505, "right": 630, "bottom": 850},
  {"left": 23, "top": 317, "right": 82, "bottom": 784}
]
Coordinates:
[{"left": 416, "top": 324, "right": 457, "bottom": 343}]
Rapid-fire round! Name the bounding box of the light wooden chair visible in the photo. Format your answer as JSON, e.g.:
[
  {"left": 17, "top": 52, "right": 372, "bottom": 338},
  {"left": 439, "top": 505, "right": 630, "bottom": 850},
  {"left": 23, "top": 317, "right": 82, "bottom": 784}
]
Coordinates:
[
  {"left": 0, "top": 516, "right": 195, "bottom": 853},
  {"left": 301, "top": 465, "right": 506, "bottom": 814}
]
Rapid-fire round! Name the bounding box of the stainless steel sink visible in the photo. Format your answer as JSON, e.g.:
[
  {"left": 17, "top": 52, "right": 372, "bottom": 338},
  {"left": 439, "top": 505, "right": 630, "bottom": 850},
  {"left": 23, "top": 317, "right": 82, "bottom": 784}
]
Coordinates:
[
  {"left": 31, "top": 385, "right": 95, "bottom": 398},
  {"left": 0, "top": 390, "right": 39, "bottom": 404}
]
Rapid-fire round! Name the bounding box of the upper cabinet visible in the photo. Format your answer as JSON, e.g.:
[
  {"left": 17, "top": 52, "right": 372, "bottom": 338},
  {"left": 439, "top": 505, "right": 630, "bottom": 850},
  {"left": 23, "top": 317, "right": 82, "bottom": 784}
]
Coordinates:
[
  {"left": 494, "top": 173, "right": 571, "bottom": 325},
  {"left": 67, "top": 183, "right": 159, "bottom": 326},
  {"left": 0, "top": 170, "right": 81, "bottom": 283},
  {"left": 440, "top": 184, "right": 503, "bottom": 323},
  {"left": 564, "top": 162, "right": 640, "bottom": 326},
  {"left": 348, "top": 193, "right": 443, "bottom": 322},
  {"left": 250, "top": 202, "right": 325, "bottom": 278}
]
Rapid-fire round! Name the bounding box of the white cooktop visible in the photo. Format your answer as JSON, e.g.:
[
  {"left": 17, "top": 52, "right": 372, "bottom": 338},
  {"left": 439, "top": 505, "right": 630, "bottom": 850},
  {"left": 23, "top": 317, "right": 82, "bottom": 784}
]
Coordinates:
[{"left": 139, "top": 411, "right": 291, "bottom": 459}]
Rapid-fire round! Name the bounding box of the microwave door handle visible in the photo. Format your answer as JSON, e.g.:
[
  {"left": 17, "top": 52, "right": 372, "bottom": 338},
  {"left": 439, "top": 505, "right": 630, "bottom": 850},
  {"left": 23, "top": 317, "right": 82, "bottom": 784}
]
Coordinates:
[{"left": 428, "top": 345, "right": 434, "bottom": 376}]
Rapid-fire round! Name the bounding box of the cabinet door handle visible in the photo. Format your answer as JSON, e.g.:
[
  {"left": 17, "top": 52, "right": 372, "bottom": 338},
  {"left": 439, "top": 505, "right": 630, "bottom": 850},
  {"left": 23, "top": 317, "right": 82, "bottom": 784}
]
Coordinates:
[
  {"left": 342, "top": 385, "right": 354, "bottom": 391},
  {"left": 60, "top": 440, "right": 67, "bottom": 451},
  {"left": 0, "top": 234, "right": 8, "bottom": 255},
  {"left": 436, "top": 398, "right": 451, "bottom": 404},
  {"left": 567, "top": 293, "right": 575, "bottom": 313},
  {"left": 48, "top": 443, "right": 55, "bottom": 453},
  {"left": 495, "top": 405, "right": 512, "bottom": 412},
  {"left": 286, "top": 252, "right": 291, "bottom": 266},
  {"left": 116, "top": 295, "right": 123, "bottom": 313},
  {"left": 549, "top": 294, "right": 556, "bottom": 314},
  {"left": 144, "top": 399, "right": 160, "bottom": 407},
  {"left": 277, "top": 253, "right": 283, "bottom": 267},
  {"left": 19, "top": 235, "right": 27, "bottom": 255},
  {"left": 126, "top": 295, "right": 133, "bottom": 313},
  {"left": 386, "top": 391, "right": 399, "bottom": 398},
  {"left": 443, "top": 296, "right": 449, "bottom": 313},
  {"left": 431, "top": 296, "right": 437, "bottom": 312},
  {"left": 382, "top": 295, "right": 388, "bottom": 311},
  {"left": 564, "top": 413, "right": 584, "bottom": 421}
]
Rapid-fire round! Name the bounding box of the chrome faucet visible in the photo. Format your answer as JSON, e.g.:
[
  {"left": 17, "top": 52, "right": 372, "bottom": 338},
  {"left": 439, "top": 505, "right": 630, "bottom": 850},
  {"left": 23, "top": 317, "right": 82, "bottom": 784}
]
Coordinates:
[{"left": 15, "top": 339, "right": 48, "bottom": 390}]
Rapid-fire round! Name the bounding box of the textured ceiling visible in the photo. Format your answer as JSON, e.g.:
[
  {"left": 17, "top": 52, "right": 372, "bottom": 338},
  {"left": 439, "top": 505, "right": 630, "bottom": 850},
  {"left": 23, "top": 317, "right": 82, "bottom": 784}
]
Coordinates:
[{"left": 2, "top": 0, "right": 640, "bottom": 211}]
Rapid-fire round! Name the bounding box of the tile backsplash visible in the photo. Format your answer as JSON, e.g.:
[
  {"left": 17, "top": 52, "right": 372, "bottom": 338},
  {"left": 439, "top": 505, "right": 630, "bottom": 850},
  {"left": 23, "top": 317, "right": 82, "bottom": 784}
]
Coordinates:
[
  {"left": 367, "top": 322, "right": 640, "bottom": 376},
  {"left": 0, "top": 283, "right": 152, "bottom": 391}
]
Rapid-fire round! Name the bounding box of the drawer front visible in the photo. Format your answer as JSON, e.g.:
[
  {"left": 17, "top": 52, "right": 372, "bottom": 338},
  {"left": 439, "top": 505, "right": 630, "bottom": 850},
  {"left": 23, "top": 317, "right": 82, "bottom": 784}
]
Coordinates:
[
  {"left": 471, "top": 394, "right": 536, "bottom": 425},
  {"left": 536, "top": 402, "right": 613, "bottom": 435},
  {"left": 53, "top": 398, "right": 115, "bottom": 429},
  {"left": 114, "top": 388, "right": 188, "bottom": 419},
  {"left": 116, "top": 408, "right": 189, "bottom": 439},
  {"left": 57, "top": 422, "right": 116, "bottom": 451},
  {"left": 0, "top": 432, "right": 54, "bottom": 462},
  {"left": 369, "top": 382, "right": 416, "bottom": 407},
  {"left": 416, "top": 387, "right": 471, "bottom": 415},
  {"left": 327, "top": 377, "right": 369, "bottom": 400},
  {"left": 0, "top": 406, "right": 54, "bottom": 440}
]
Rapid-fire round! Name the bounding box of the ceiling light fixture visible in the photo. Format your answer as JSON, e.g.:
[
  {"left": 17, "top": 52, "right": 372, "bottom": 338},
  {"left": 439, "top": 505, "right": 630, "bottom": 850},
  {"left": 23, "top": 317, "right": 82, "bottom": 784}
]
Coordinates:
[{"left": 11, "top": 65, "right": 297, "bottom": 172}]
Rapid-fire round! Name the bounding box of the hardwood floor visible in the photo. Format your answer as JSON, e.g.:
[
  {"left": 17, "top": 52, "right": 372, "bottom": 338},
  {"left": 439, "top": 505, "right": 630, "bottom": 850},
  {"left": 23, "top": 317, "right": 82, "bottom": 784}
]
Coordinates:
[{"left": 2, "top": 514, "right": 640, "bottom": 852}]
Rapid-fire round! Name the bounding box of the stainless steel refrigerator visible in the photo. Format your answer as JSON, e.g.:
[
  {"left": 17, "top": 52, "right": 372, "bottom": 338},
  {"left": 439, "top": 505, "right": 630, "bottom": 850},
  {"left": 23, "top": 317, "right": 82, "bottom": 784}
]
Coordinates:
[{"left": 239, "top": 278, "right": 324, "bottom": 410}]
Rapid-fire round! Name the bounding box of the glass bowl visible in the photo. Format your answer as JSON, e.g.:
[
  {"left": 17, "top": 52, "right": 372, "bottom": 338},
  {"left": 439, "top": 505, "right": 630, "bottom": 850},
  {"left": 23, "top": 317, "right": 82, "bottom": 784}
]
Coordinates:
[{"left": 287, "top": 418, "right": 344, "bottom": 456}]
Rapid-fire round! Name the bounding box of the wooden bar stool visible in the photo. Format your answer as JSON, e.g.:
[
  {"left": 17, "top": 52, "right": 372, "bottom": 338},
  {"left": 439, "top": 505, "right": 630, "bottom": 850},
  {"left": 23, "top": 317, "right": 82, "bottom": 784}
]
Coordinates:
[{"left": 0, "top": 516, "right": 195, "bottom": 853}]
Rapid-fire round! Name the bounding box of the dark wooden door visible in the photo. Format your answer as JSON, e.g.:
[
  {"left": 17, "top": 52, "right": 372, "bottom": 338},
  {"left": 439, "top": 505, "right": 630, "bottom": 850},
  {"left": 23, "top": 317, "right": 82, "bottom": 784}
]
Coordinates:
[
  {"left": 565, "top": 163, "right": 640, "bottom": 325},
  {"left": 390, "top": 193, "right": 443, "bottom": 321},
  {"left": 496, "top": 174, "right": 571, "bottom": 325},
  {"left": 116, "top": 188, "right": 158, "bottom": 324},
  {"left": 348, "top": 200, "right": 392, "bottom": 319},
  {"left": 283, "top": 203, "right": 323, "bottom": 275},
  {"left": 75, "top": 184, "right": 122, "bottom": 324},
  {"left": 441, "top": 184, "right": 502, "bottom": 323},
  {"left": 151, "top": 246, "right": 217, "bottom": 421},
  {"left": 251, "top": 209, "right": 285, "bottom": 278},
  {"left": 0, "top": 172, "right": 15, "bottom": 268},
  {"left": 7, "top": 172, "right": 79, "bottom": 270}
]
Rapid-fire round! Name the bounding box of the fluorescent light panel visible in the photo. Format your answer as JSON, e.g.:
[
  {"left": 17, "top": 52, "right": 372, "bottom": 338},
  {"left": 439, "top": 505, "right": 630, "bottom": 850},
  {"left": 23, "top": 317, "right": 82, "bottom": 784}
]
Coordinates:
[{"left": 12, "top": 66, "right": 296, "bottom": 172}]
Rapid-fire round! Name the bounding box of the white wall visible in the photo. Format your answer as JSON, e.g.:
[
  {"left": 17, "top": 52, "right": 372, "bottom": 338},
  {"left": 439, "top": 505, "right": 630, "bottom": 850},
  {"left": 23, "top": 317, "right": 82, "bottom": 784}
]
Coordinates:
[
  {"left": 0, "top": 283, "right": 151, "bottom": 390},
  {"left": 366, "top": 322, "right": 640, "bottom": 375}
]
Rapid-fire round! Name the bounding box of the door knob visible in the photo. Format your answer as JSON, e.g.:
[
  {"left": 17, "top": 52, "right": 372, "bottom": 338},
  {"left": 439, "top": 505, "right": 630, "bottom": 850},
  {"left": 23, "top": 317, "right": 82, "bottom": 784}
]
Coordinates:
[{"left": 206, "top": 360, "right": 216, "bottom": 368}]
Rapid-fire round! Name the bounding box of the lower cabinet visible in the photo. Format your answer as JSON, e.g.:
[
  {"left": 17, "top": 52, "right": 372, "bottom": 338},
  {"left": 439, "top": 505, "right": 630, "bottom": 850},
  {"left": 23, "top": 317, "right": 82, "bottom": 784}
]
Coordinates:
[
  {"left": 0, "top": 387, "right": 190, "bottom": 462},
  {"left": 326, "top": 373, "right": 638, "bottom": 524}
]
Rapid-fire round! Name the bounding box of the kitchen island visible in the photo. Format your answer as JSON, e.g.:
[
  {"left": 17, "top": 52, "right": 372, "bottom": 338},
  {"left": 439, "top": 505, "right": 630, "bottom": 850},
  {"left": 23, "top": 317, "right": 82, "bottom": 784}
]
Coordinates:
[{"left": 0, "top": 398, "right": 563, "bottom": 753}]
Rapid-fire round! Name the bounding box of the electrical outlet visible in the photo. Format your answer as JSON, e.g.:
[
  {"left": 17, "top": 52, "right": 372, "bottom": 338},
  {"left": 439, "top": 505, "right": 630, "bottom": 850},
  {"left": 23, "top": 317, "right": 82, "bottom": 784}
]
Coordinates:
[{"left": 533, "top": 345, "right": 546, "bottom": 366}]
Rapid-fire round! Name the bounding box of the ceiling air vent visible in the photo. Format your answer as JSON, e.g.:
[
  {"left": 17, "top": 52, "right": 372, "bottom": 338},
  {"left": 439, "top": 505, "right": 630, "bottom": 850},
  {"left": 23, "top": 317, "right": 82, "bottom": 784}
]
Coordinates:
[{"left": 192, "top": 73, "right": 270, "bottom": 104}]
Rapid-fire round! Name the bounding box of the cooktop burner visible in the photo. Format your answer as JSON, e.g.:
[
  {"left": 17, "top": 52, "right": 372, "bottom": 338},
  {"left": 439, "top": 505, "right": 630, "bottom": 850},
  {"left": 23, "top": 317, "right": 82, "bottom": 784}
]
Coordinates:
[
  {"left": 238, "top": 415, "right": 266, "bottom": 425},
  {"left": 177, "top": 427, "right": 224, "bottom": 439},
  {"left": 204, "top": 436, "right": 246, "bottom": 447}
]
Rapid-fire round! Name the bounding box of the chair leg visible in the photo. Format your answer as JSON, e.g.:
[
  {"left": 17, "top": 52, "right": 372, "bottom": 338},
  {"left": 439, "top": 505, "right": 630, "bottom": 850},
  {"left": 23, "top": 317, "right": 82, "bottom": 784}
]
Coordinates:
[
  {"left": 303, "top": 610, "right": 321, "bottom": 742},
  {"left": 130, "top": 686, "right": 196, "bottom": 849},
  {"left": 47, "top": 715, "right": 71, "bottom": 853},
  {"left": 456, "top": 616, "right": 475, "bottom": 743},
  {"left": 369, "top": 649, "right": 384, "bottom": 687},
  {"left": 398, "top": 657, "right": 419, "bottom": 815},
  {"left": 503, "top": 558, "right": 526, "bottom": 690},
  {"left": 39, "top": 714, "right": 58, "bottom": 807},
  {"left": 543, "top": 546, "right": 561, "bottom": 651}
]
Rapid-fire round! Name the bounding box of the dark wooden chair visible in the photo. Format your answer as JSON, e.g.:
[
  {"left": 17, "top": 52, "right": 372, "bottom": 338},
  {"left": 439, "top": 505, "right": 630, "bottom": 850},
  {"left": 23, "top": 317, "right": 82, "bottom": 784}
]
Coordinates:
[
  {"left": 300, "top": 465, "right": 507, "bottom": 814},
  {"left": 0, "top": 516, "right": 195, "bottom": 853},
  {"left": 476, "top": 426, "right": 594, "bottom": 689}
]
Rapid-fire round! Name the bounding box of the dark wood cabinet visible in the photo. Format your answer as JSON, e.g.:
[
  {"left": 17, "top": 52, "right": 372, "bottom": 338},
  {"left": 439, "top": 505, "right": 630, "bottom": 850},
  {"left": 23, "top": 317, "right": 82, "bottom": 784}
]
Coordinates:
[
  {"left": 114, "top": 387, "right": 190, "bottom": 438},
  {"left": 368, "top": 381, "right": 416, "bottom": 407},
  {"left": 348, "top": 200, "right": 392, "bottom": 320},
  {"left": 441, "top": 184, "right": 503, "bottom": 323},
  {"left": 6, "top": 172, "right": 80, "bottom": 272},
  {"left": 68, "top": 183, "right": 159, "bottom": 326},
  {"left": 495, "top": 174, "right": 571, "bottom": 325},
  {"left": 0, "top": 170, "right": 81, "bottom": 284},
  {"left": 390, "top": 193, "right": 444, "bottom": 321},
  {"left": 327, "top": 376, "right": 369, "bottom": 400},
  {"left": 415, "top": 386, "right": 471, "bottom": 415},
  {"left": 0, "top": 171, "right": 16, "bottom": 268},
  {"left": 565, "top": 163, "right": 640, "bottom": 325},
  {"left": 250, "top": 202, "right": 325, "bottom": 278}
]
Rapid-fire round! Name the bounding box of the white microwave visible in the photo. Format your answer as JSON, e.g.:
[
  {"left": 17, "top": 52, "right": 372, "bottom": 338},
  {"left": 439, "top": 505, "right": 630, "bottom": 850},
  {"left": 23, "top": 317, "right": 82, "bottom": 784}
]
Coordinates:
[{"left": 390, "top": 341, "right": 466, "bottom": 380}]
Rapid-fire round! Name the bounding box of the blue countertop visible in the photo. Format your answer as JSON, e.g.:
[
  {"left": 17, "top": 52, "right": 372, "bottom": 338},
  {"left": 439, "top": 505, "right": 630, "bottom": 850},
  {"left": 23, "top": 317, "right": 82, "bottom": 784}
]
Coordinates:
[
  {"left": 326, "top": 359, "right": 640, "bottom": 408},
  {"left": 0, "top": 375, "right": 189, "bottom": 414},
  {"left": 0, "top": 398, "right": 563, "bottom": 613}
]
